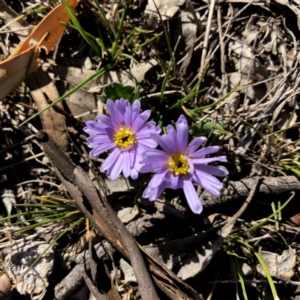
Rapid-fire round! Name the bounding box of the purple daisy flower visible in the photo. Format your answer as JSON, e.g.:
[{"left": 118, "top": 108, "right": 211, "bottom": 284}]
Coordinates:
[
  {"left": 140, "top": 115, "right": 228, "bottom": 214},
  {"left": 84, "top": 99, "right": 161, "bottom": 180}
]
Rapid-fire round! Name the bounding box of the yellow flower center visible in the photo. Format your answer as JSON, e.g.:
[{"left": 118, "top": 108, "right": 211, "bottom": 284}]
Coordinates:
[
  {"left": 114, "top": 126, "right": 137, "bottom": 149},
  {"left": 168, "top": 153, "right": 190, "bottom": 176}
]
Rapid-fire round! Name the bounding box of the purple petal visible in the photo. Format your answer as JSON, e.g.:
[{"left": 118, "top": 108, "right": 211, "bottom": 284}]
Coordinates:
[
  {"left": 192, "top": 156, "right": 227, "bottom": 164},
  {"left": 190, "top": 146, "right": 221, "bottom": 158},
  {"left": 148, "top": 170, "right": 169, "bottom": 189},
  {"left": 147, "top": 121, "right": 161, "bottom": 134},
  {"left": 176, "top": 115, "right": 188, "bottom": 151},
  {"left": 142, "top": 187, "right": 156, "bottom": 201},
  {"left": 140, "top": 149, "right": 168, "bottom": 172},
  {"left": 192, "top": 170, "right": 223, "bottom": 196},
  {"left": 133, "top": 148, "right": 146, "bottom": 170},
  {"left": 122, "top": 152, "right": 130, "bottom": 178},
  {"left": 84, "top": 121, "right": 110, "bottom": 135},
  {"left": 131, "top": 100, "right": 141, "bottom": 124},
  {"left": 186, "top": 156, "right": 194, "bottom": 175},
  {"left": 142, "top": 148, "right": 169, "bottom": 161},
  {"left": 183, "top": 179, "right": 203, "bottom": 214},
  {"left": 151, "top": 133, "right": 173, "bottom": 154},
  {"left": 130, "top": 168, "right": 139, "bottom": 180},
  {"left": 107, "top": 153, "right": 124, "bottom": 180},
  {"left": 169, "top": 174, "right": 183, "bottom": 189},
  {"left": 196, "top": 165, "right": 228, "bottom": 177},
  {"left": 100, "top": 148, "right": 121, "bottom": 171},
  {"left": 85, "top": 126, "right": 114, "bottom": 139},
  {"left": 115, "top": 98, "right": 128, "bottom": 115},
  {"left": 89, "top": 142, "right": 115, "bottom": 156},
  {"left": 132, "top": 110, "right": 150, "bottom": 132},
  {"left": 123, "top": 101, "right": 132, "bottom": 127},
  {"left": 106, "top": 100, "right": 123, "bottom": 128},
  {"left": 139, "top": 161, "right": 168, "bottom": 173},
  {"left": 165, "top": 125, "right": 180, "bottom": 152},
  {"left": 136, "top": 127, "right": 151, "bottom": 139},
  {"left": 193, "top": 169, "right": 223, "bottom": 188},
  {"left": 138, "top": 138, "right": 157, "bottom": 149},
  {"left": 87, "top": 135, "right": 112, "bottom": 145},
  {"left": 143, "top": 180, "right": 169, "bottom": 201},
  {"left": 129, "top": 148, "right": 137, "bottom": 168},
  {"left": 186, "top": 137, "right": 207, "bottom": 155},
  {"left": 96, "top": 114, "right": 113, "bottom": 127}
]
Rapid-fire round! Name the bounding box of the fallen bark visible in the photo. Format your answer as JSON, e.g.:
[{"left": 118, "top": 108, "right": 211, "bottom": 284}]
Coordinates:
[{"left": 201, "top": 176, "right": 300, "bottom": 207}]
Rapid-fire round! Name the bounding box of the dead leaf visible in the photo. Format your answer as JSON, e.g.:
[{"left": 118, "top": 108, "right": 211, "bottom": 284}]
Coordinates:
[
  {"left": 145, "top": 0, "right": 185, "bottom": 27},
  {"left": 290, "top": 213, "right": 300, "bottom": 226},
  {"left": 0, "top": 0, "right": 79, "bottom": 101},
  {"left": 54, "top": 66, "right": 137, "bottom": 93},
  {"left": 256, "top": 247, "right": 296, "bottom": 279},
  {"left": 0, "top": 43, "right": 40, "bottom": 100},
  {"left": 180, "top": 11, "right": 197, "bottom": 46},
  {"left": 130, "top": 59, "right": 159, "bottom": 82},
  {"left": 117, "top": 206, "right": 139, "bottom": 224},
  {"left": 12, "top": 0, "right": 80, "bottom": 56},
  {"left": 54, "top": 60, "right": 158, "bottom": 120},
  {"left": 28, "top": 68, "right": 69, "bottom": 153},
  {"left": 120, "top": 258, "right": 137, "bottom": 283}
]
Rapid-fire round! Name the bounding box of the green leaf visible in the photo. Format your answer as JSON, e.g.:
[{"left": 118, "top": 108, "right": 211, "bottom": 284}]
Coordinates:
[
  {"left": 278, "top": 162, "right": 300, "bottom": 177},
  {"left": 100, "top": 82, "right": 139, "bottom": 103},
  {"left": 191, "top": 120, "right": 227, "bottom": 137}
]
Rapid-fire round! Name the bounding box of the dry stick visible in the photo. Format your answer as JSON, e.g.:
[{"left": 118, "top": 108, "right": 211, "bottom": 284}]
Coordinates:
[
  {"left": 199, "top": 0, "right": 215, "bottom": 74},
  {"left": 201, "top": 176, "right": 300, "bottom": 207},
  {"left": 83, "top": 239, "right": 121, "bottom": 300},
  {"left": 73, "top": 167, "right": 159, "bottom": 300},
  {"left": 37, "top": 132, "right": 159, "bottom": 300},
  {"left": 216, "top": 5, "right": 227, "bottom": 94},
  {"left": 141, "top": 246, "right": 203, "bottom": 300}
]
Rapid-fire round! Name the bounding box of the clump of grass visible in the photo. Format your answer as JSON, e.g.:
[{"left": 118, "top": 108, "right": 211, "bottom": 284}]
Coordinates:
[
  {"left": 0, "top": 194, "right": 85, "bottom": 285},
  {"left": 224, "top": 193, "right": 294, "bottom": 300}
]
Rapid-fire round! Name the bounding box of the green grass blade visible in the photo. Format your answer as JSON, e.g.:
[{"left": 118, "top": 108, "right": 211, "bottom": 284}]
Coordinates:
[
  {"left": 160, "top": 63, "right": 172, "bottom": 103},
  {"left": 16, "top": 212, "right": 80, "bottom": 234},
  {"left": 19, "top": 63, "right": 114, "bottom": 126},
  {"left": 11, "top": 210, "right": 79, "bottom": 226},
  {"left": 233, "top": 256, "right": 249, "bottom": 300},
  {"left": 191, "top": 85, "right": 240, "bottom": 113},
  {"left": 132, "top": 32, "right": 163, "bottom": 51},
  {"left": 239, "top": 192, "right": 294, "bottom": 236},
  {"left": 150, "top": 41, "right": 167, "bottom": 73},
  {"left": 237, "top": 240, "right": 279, "bottom": 300},
  {"left": 0, "top": 210, "right": 59, "bottom": 222},
  {"left": 170, "top": 88, "right": 208, "bottom": 110},
  {"left": 169, "top": 69, "right": 208, "bottom": 109},
  {"left": 117, "top": 52, "right": 139, "bottom": 63},
  {"left": 151, "top": 0, "right": 175, "bottom": 77},
  {"left": 278, "top": 162, "right": 300, "bottom": 177},
  {"left": 110, "top": 7, "right": 126, "bottom": 58},
  {"left": 61, "top": 0, "right": 101, "bottom": 55},
  {"left": 93, "top": 0, "right": 113, "bottom": 36}
]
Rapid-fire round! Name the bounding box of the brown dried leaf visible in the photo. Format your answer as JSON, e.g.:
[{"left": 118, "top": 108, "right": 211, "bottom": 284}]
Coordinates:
[
  {"left": 29, "top": 68, "right": 68, "bottom": 153},
  {"left": 0, "top": 0, "right": 79, "bottom": 100}
]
